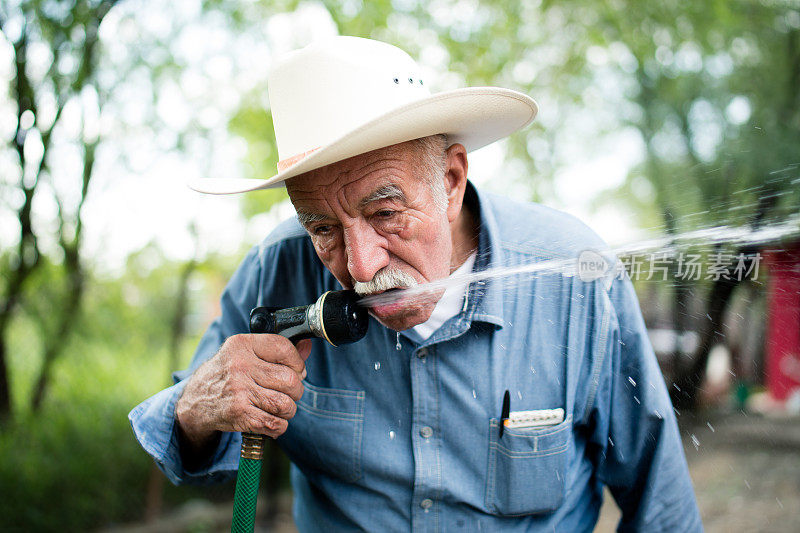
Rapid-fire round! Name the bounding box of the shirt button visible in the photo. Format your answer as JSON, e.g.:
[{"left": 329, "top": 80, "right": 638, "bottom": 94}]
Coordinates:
[
  {"left": 417, "top": 348, "right": 428, "bottom": 359},
  {"left": 420, "top": 498, "right": 433, "bottom": 509},
  {"left": 420, "top": 426, "right": 433, "bottom": 438}
]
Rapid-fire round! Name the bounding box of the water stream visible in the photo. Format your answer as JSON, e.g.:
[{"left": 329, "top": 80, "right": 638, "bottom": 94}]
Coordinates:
[{"left": 358, "top": 217, "right": 800, "bottom": 309}]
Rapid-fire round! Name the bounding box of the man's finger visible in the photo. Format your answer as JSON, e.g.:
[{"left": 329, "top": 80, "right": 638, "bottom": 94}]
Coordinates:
[
  {"left": 240, "top": 406, "right": 289, "bottom": 438},
  {"left": 250, "top": 388, "right": 298, "bottom": 420},
  {"left": 247, "top": 333, "right": 306, "bottom": 374},
  {"left": 249, "top": 362, "right": 305, "bottom": 401}
]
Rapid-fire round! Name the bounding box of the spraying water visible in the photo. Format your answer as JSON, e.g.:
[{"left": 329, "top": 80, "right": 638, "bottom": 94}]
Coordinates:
[{"left": 358, "top": 218, "right": 800, "bottom": 309}]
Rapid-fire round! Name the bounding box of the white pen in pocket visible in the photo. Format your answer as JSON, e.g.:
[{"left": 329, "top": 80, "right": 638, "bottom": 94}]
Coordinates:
[{"left": 503, "top": 408, "right": 565, "bottom": 429}]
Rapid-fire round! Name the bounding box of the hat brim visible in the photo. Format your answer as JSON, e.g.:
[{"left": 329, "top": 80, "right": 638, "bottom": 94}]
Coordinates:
[{"left": 189, "top": 87, "right": 538, "bottom": 195}]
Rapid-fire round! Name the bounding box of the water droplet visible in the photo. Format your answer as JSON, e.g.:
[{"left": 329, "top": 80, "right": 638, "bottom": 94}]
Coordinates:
[
  {"left": 654, "top": 410, "right": 662, "bottom": 419},
  {"left": 389, "top": 430, "right": 396, "bottom": 440},
  {"left": 691, "top": 434, "right": 700, "bottom": 450},
  {"left": 628, "top": 376, "right": 637, "bottom": 387},
  {"left": 395, "top": 332, "right": 402, "bottom": 351},
  {"left": 633, "top": 396, "right": 640, "bottom": 404},
  {"left": 706, "top": 422, "right": 715, "bottom": 432},
  {"left": 744, "top": 479, "right": 751, "bottom": 490},
  {"left": 776, "top": 497, "right": 783, "bottom": 509},
  {"left": 530, "top": 366, "right": 536, "bottom": 374},
  {"left": 608, "top": 437, "right": 615, "bottom": 447},
  {"left": 472, "top": 389, "right": 477, "bottom": 399},
  {"left": 517, "top": 390, "right": 522, "bottom": 400},
  {"left": 578, "top": 294, "right": 585, "bottom": 298},
  {"left": 374, "top": 361, "right": 381, "bottom": 371}
]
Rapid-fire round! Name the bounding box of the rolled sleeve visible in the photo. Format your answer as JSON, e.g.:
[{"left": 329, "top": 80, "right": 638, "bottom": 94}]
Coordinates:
[
  {"left": 128, "top": 380, "right": 241, "bottom": 485},
  {"left": 590, "top": 276, "right": 703, "bottom": 532},
  {"left": 128, "top": 245, "right": 264, "bottom": 485}
]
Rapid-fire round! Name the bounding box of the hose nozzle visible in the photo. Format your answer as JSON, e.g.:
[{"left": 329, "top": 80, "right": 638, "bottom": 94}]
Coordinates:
[{"left": 249, "top": 290, "right": 369, "bottom": 346}]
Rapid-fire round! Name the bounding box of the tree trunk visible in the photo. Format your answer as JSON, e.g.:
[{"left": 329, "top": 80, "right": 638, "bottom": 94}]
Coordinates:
[
  {"left": 30, "top": 255, "right": 84, "bottom": 412},
  {"left": 670, "top": 269, "right": 741, "bottom": 410},
  {"left": 668, "top": 176, "right": 778, "bottom": 410},
  {"left": 0, "top": 339, "right": 10, "bottom": 421},
  {"left": 0, "top": 44, "right": 42, "bottom": 421}
]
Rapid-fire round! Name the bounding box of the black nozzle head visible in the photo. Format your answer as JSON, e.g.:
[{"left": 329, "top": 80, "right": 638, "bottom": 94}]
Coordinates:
[
  {"left": 249, "top": 307, "right": 276, "bottom": 334},
  {"left": 321, "top": 290, "right": 369, "bottom": 346}
]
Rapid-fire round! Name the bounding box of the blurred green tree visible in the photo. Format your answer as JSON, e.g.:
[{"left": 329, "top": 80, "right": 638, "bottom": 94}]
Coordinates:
[
  {"left": 0, "top": 0, "right": 115, "bottom": 420},
  {"left": 581, "top": 1, "right": 800, "bottom": 407}
]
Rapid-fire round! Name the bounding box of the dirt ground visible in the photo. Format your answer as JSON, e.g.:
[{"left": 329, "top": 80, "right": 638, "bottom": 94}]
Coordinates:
[
  {"left": 105, "top": 411, "right": 800, "bottom": 533},
  {"left": 595, "top": 411, "right": 800, "bottom": 532}
]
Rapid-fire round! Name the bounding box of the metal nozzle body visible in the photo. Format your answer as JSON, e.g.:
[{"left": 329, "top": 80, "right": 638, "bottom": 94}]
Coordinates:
[{"left": 249, "top": 290, "right": 368, "bottom": 346}]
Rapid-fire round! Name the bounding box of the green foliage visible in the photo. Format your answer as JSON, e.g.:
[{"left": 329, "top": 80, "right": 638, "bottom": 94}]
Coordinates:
[
  {"left": 0, "top": 244, "right": 239, "bottom": 529},
  {"left": 0, "top": 396, "right": 151, "bottom": 531},
  {"left": 228, "top": 102, "right": 288, "bottom": 218},
  {"left": 584, "top": 0, "right": 800, "bottom": 231}
]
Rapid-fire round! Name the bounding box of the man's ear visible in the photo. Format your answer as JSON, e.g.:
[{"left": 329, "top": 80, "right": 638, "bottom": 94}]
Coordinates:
[{"left": 444, "top": 143, "right": 469, "bottom": 223}]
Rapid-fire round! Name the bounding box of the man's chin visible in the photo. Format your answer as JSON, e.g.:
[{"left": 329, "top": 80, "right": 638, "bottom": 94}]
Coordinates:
[{"left": 369, "top": 302, "right": 434, "bottom": 332}]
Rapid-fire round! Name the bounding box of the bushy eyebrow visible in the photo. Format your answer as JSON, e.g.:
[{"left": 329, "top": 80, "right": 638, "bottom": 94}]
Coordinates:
[
  {"left": 296, "top": 210, "right": 330, "bottom": 228},
  {"left": 358, "top": 184, "right": 406, "bottom": 209},
  {"left": 296, "top": 184, "right": 406, "bottom": 228}
]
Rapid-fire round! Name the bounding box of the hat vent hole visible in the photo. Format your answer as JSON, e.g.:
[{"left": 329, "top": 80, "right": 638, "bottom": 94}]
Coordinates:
[{"left": 393, "top": 77, "right": 399, "bottom": 84}]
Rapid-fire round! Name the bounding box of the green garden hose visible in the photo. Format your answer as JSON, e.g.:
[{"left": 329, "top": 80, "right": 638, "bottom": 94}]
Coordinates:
[{"left": 231, "top": 433, "right": 265, "bottom": 533}]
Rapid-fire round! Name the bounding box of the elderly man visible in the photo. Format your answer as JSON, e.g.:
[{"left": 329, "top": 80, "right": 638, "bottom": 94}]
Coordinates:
[{"left": 130, "top": 37, "right": 702, "bottom": 531}]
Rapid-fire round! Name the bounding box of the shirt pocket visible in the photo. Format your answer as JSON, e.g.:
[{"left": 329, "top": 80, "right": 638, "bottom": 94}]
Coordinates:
[
  {"left": 279, "top": 380, "right": 365, "bottom": 483},
  {"left": 485, "top": 415, "right": 572, "bottom": 516}
]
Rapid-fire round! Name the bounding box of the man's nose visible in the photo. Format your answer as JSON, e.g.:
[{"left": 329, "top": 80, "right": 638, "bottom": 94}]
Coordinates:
[{"left": 343, "top": 222, "right": 389, "bottom": 283}]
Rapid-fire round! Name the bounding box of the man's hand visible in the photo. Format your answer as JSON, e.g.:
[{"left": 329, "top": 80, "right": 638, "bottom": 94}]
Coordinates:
[{"left": 175, "top": 334, "right": 312, "bottom": 456}]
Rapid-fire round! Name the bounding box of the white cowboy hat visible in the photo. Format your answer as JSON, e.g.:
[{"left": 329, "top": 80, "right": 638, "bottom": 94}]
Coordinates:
[{"left": 189, "top": 36, "right": 538, "bottom": 194}]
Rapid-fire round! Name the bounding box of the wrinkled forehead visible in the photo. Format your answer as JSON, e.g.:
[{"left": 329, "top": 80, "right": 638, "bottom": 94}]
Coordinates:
[{"left": 286, "top": 141, "right": 423, "bottom": 211}]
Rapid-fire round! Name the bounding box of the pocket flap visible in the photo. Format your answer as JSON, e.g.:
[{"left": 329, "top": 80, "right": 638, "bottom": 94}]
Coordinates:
[
  {"left": 300, "top": 380, "right": 365, "bottom": 420},
  {"left": 281, "top": 380, "right": 365, "bottom": 482}
]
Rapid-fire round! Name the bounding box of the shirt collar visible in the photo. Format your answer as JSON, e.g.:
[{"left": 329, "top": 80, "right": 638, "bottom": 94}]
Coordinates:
[
  {"left": 462, "top": 182, "right": 505, "bottom": 329},
  {"left": 399, "top": 181, "right": 506, "bottom": 346}
]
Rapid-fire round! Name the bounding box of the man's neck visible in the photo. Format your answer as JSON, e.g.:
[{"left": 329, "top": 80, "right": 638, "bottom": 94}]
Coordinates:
[{"left": 450, "top": 196, "right": 479, "bottom": 273}]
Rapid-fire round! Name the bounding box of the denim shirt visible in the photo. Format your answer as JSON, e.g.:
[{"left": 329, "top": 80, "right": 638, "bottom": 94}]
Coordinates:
[{"left": 129, "top": 183, "right": 702, "bottom": 532}]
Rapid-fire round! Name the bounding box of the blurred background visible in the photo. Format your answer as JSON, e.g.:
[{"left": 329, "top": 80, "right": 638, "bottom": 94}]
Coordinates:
[{"left": 1, "top": 0, "right": 799, "bottom": 531}]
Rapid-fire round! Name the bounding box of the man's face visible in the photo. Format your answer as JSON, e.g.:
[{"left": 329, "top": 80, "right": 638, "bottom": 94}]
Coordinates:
[{"left": 287, "top": 140, "right": 463, "bottom": 331}]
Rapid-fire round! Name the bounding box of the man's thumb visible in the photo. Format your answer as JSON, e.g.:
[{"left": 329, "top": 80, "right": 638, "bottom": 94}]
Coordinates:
[{"left": 296, "top": 338, "right": 313, "bottom": 361}]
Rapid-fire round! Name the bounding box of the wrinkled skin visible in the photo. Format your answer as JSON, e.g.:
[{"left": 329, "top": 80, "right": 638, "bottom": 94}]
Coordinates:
[
  {"left": 176, "top": 140, "right": 475, "bottom": 451},
  {"left": 175, "top": 335, "right": 311, "bottom": 454},
  {"left": 287, "top": 140, "right": 475, "bottom": 330}
]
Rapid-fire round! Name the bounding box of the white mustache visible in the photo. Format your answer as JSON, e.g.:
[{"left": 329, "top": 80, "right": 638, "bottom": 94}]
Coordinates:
[{"left": 354, "top": 267, "right": 418, "bottom": 296}]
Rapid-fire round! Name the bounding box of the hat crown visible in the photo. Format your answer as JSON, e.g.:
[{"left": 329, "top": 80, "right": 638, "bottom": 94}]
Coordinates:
[{"left": 268, "top": 37, "right": 432, "bottom": 162}]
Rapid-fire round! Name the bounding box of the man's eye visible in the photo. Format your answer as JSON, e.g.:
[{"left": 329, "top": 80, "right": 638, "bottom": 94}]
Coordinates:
[
  {"left": 374, "top": 210, "right": 395, "bottom": 218},
  {"left": 313, "top": 225, "right": 333, "bottom": 236}
]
